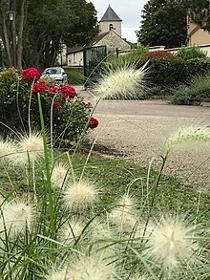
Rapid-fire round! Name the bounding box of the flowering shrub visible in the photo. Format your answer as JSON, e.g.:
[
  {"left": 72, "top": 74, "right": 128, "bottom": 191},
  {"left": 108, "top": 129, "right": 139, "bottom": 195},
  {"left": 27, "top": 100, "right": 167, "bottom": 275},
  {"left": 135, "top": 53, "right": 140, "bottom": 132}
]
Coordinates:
[
  {"left": 22, "top": 67, "right": 41, "bottom": 81},
  {"left": 32, "top": 80, "right": 49, "bottom": 94},
  {"left": 0, "top": 68, "right": 98, "bottom": 143},
  {"left": 143, "top": 50, "right": 174, "bottom": 58}
]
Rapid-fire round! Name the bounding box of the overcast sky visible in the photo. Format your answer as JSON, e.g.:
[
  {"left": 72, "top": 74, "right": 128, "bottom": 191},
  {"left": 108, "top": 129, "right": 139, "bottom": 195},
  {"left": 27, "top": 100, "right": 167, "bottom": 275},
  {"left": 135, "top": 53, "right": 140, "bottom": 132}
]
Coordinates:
[{"left": 90, "top": 0, "right": 147, "bottom": 43}]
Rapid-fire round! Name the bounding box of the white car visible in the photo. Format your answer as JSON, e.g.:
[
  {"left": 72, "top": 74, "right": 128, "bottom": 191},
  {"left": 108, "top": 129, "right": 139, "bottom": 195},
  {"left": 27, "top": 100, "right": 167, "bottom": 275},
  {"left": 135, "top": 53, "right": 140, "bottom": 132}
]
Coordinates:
[{"left": 41, "top": 67, "right": 68, "bottom": 83}]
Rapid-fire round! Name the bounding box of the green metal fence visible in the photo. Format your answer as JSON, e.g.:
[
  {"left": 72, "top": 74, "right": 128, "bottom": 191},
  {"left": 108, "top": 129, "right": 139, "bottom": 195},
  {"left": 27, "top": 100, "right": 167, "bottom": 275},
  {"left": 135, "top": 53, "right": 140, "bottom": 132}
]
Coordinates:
[{"left": 83, "top": 45, "right": 107, "bottom": 87}]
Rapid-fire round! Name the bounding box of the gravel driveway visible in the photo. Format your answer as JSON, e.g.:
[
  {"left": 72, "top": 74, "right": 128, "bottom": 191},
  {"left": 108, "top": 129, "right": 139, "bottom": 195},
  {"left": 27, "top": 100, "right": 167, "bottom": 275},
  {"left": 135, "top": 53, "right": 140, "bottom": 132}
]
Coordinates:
[{"left": 89, "top": 100, "right": 210, "bottom": 191}]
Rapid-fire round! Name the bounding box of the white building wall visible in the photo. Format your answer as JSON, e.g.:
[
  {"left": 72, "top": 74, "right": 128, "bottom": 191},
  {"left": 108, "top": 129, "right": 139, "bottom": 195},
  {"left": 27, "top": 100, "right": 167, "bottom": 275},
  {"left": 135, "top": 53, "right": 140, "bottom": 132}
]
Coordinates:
[{"left": 67, "top": 51, "right": 83, "bottom": 67}]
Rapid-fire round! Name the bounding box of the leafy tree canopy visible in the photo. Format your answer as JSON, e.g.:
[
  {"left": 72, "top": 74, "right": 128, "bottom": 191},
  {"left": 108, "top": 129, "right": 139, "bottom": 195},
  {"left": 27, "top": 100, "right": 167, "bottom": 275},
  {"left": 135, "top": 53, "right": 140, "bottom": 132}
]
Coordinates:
[
  {"left": 137, "top": 0, "right": 188, "bottom": 48},
  {"left": 0, "top": 0, "right": 98, "bottom": 68},
  {"left": 188, "top": 0, "right": 210, "bottom": 31}
]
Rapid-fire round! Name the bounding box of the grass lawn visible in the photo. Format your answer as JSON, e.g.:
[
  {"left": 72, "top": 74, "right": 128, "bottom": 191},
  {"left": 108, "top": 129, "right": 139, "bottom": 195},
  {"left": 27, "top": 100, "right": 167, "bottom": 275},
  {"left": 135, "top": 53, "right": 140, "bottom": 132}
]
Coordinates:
[
  {"left": 1, "top": 151, "right": 210, "bottom": 279},
  {"left": 63, "top": 67, "right": 84, "bottom": 85},
  {"left": 1, "top": 152, "right": 209, "bottom": 225}
]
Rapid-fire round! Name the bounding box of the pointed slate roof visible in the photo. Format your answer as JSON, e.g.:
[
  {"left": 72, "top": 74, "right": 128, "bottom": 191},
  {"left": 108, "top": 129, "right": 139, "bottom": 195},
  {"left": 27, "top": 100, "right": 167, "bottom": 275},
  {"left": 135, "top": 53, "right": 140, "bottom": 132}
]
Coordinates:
[{"left": 99, "top": 5, "right": 122, "bottom": 22}]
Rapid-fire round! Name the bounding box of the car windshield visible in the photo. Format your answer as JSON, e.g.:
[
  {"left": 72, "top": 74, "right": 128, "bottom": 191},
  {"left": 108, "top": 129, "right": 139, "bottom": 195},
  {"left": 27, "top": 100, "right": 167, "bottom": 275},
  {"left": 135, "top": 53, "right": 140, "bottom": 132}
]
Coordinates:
[{"left": 45, "top": 68, "right": 61, "bottom": 75}]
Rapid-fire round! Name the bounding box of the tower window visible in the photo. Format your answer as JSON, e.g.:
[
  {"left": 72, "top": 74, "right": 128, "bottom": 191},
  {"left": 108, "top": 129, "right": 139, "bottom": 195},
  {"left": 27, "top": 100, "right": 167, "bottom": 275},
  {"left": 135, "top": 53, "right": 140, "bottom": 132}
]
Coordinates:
[{"left": 109, "top": 24, "right": 114, "bottom": 31}]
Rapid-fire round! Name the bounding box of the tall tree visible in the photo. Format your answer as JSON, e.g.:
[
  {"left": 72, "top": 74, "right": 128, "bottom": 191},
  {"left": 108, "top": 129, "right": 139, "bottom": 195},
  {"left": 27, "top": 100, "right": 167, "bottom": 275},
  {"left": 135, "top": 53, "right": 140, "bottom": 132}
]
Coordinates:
[
  {"left": 0, "top": 0, "right": 28, "bottom": 68},
  {"left": 137, "top": 0, "right": 188, "bottom": 48},
  {"left": 0, "top": 0, "right": 98, "bottom": 68},
  {"left": 188, "top": 0, "right": 210, "bottom": 30},
  {"left": 24, "top": 0, "right": 98, "bottom": 68}
]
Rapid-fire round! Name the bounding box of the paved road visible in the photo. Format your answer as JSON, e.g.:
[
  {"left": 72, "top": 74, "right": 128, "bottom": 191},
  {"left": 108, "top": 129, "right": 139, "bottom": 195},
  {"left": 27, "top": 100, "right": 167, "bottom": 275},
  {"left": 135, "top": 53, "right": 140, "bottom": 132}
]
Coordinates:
[{"left": 89, "top": 100, "right": 210, "bottom": 191}]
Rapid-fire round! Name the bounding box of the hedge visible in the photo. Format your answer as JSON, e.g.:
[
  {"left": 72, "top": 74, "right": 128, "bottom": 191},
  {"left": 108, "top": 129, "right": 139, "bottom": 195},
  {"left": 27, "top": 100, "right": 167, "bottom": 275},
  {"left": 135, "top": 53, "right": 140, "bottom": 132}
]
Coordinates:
[
  {"left": 0, "top": 68, "right": 92, "bottom": 144},
  {"left": 137, "top": 57, "right": 210, "bottom": 89}
]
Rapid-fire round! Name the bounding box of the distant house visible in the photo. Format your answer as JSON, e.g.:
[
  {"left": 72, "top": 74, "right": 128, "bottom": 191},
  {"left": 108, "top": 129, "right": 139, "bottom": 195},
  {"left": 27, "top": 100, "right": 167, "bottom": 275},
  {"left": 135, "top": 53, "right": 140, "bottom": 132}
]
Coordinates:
[
  {"left": 187, "top": 18, "right": 210, "bottom": 46},
  {"left": 66, "top": 5, "right": 132, "bottom": 67}
]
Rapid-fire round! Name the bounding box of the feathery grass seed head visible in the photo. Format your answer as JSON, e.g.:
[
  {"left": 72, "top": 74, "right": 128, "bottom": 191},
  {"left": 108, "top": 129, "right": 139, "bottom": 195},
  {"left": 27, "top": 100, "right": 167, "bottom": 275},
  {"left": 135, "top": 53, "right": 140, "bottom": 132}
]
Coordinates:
[
  {"left": 93, "top": 65, "right": 146, "bottom": 100},
  {"left": 146, "top": 216, "right": 198, "bottom": 271},
  {"left": 59, "top": 219, "right": 85, "bottom": 244},
  {"left": 109, "top": 207, "right": 137, "bottom": 233},
  {"left": 52, "top": 163, "right": 68, "bottom": 189},
  {"left": 46, "top": 267, "right": 70, "bottom": 280},
  {"left": 0, "top": 199, "right": 35, "bottom": 237},
  {"left": 18, "top": 133, "right": 44, "bottom": 164},
  {"left": 118, "top": 194, "right": 136, "bottom": 212},
  {"left": 91, "top": 220, "right": 113, "bottom": 241},
  {"left": 69, "top": 256, "right": 115, "bottom": 280},
  {"left": 130, "top": 274, "right": 147, "bottom": 280},
  {"left": 0, "top": 139, "right": 17, "bottom": 164},
  {"left": 166, "top": 126, "right": 210, "bottom": 153},
  {"left": 64, "top": 181, "right": 98, "bottom": 210}
]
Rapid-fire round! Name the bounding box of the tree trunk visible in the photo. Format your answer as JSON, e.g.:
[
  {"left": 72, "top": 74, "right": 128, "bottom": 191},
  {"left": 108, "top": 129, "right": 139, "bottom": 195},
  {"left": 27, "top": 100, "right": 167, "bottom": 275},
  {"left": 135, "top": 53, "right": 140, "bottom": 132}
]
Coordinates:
[
  {"left": 17, "top": 0, "right": 27, "bottom": 69},
  {"left": 1, "top": 10, "right": 13, "bottom": 67}
]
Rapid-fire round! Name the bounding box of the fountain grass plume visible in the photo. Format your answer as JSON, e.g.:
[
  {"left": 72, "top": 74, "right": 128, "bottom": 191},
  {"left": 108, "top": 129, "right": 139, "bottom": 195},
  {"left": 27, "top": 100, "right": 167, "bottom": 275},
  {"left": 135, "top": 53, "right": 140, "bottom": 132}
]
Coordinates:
[
  {"left": 63, "top": 180, "right": 98, "bottom": 211},
  {"left": 109, "top": 194, "right": 138, "bottom": 233},
  {"left": 46, "top": 266, "right": 71, "bottom": 280},
  {"left": 118, "top": 194, "right": 136, "bottom": 212},
  {"left": 145, "top": 215, "right": 199, "bottom": 272},
  {"left": 0, "top": 138, "right": 17, "bottom": 165},
  {"left": 59, "top": 219, "right": 85, "bottom": 244},
  {"left": 69, "top": 255, "right": 115, "bottom": 280},
  {"left": 165, "top": 126, "right": 210, "bottom": 154},
  {"left": 0, "top": 199, "right": 35, "bottom": 237},
  {"left": 51, "top": 162, "right": 69, "bottom": 189},
  {"left": 109, "top": 207, "right": 137, "bottom": 233},
  {"left": 93, "top": 63, "right": 147, "bottom": 100},
  {"left": 17, "top": 132, "right": 44, "bottom": 164}
]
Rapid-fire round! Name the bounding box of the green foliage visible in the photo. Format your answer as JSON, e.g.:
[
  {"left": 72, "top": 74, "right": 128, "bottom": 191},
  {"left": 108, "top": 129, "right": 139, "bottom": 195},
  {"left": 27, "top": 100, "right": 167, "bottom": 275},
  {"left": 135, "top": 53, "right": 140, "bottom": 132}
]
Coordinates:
[
  {"left": 102, "top": 47, "right": 148, "bottom": 71},
  {"left": 131, "top": 45, "right": 149, "bottom": 56},
  {"left": 0, "top": 0, "right": 98, "bottom": 68},
  {"left": 171, "top": 75, "right": 210, "bottom": 105},
  {"left": 0, "top": 68, "right": 91, "bottom": 142},
  {"left": 101, "top": 54, "right": 210, "bottom": 99},
  {"left": 189, "top": 0, "right": 210, "bottom": 31},
  {"left": 137, "top": 57, "right": 210, "bottom": 89},
  {"left": 64, "top": 67, "right": 84, "bottom": 85},
  {"left": 177, "top": 45, "right": 207, "bottom": 60},
  {"left": 145, "top": 86, "right": 174, "bottom": 99},
  {"left": 0, "top": 149, "right": 210, "bottom": 278},
  {"left": 138, "top": 0, "right": 187, "bottom": 48},
  {"left": 171, "top": 86, "right": 197, "bottom": 105},
  {"left": 25, "top": 0, "right": 98, "bottom": 68}
]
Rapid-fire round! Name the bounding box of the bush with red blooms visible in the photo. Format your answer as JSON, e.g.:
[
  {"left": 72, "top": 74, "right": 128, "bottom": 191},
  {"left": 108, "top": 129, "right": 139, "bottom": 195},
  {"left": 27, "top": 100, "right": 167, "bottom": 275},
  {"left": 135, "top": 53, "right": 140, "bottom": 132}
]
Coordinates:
[
  {"left": 22, "top": 67, "right": 41, "bottom": 81},
  {"left": 0, "top": 67, "right": 98, "bottom": 144},
  {"left": 88, "top": 117, "right": 99, "bottom": 129},
  {"left": 32, "top": 80, "right": 49, "bottom": 94},
  {"left": 143, "top": 50, "right": 174, "bottom": 58},
  {"left": 59, "top": 85, "right": 77, "bottom": 100}
]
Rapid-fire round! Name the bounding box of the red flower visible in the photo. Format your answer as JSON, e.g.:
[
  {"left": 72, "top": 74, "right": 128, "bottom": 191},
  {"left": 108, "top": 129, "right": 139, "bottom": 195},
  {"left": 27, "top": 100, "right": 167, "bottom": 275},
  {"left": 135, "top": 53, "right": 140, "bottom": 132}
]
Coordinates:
[
  {"left": 88, "top": 117, "right": 99, "bottom": 129},
  {"left": 32, "top": 81, "right": 48, "bottom": 94},
  {"left": 53, "top": 101, "right": 61, "bottom": 109},
  {"left": 49, "top": 85, "right": 61, "bottom": 97},
  {"left": 22, "top": 67, "right": 41, "bottom": 81},
  {"left": 60, "top": 85, "right": 77, "bottom": 100}
]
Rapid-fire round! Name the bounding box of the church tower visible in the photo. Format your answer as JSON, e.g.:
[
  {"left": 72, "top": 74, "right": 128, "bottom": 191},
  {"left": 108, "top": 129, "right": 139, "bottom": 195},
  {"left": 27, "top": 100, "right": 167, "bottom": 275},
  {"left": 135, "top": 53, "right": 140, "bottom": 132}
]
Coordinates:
[{"left": 99, "top": 5, "right": 122, "bottom": 37}]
